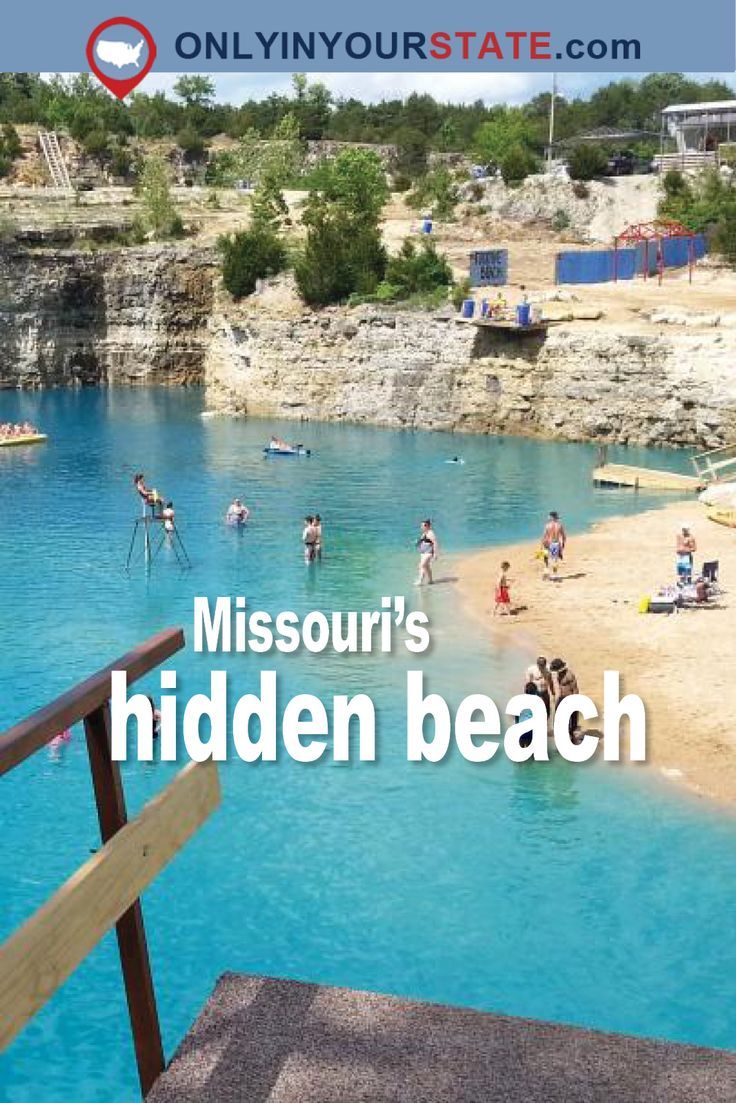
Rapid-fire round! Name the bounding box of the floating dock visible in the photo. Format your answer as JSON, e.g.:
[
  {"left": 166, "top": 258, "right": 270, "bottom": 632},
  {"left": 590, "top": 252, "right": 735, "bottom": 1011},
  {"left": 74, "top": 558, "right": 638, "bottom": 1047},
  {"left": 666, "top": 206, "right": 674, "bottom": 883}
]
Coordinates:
[
  {"left": 456, "top": 317, "right": 553, "bottom": 334},
  {"left": 593, "top": 463, "right": 705, "bottom": 492}
]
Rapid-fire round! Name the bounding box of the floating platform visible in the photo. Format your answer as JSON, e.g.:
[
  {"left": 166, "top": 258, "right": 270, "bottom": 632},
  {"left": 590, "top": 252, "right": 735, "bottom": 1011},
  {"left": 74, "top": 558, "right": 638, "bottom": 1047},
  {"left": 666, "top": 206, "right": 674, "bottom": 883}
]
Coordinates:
[
  {"left": 0, "top": 433, "right": 47, "bottom": 448},
  {"left": 456, "top": 317, "right": 554, "bottom": 334},
  {"left": 593, "top": 463, "right": 705, "bottom": 492},
  {"left": 147, "top": 973, "right": 736, "bottom": 1103}
]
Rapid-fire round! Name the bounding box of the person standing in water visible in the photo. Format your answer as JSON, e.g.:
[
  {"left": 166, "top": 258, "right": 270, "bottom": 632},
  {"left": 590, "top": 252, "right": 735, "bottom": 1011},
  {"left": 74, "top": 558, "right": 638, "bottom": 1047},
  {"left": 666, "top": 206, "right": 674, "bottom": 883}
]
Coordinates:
[
  {"left": 162, "top": 501, "right": 176, "bottom": 540},
  {"left": 416, "top": 519, "right": 438, "bottom": 585},
  {"left": 226, "top": 499, "right": 250, "bottom": 525},
  {"left": 541, "top": 510, "right": 566, "bottom": 580},
  {"left": 313, "top": 514, "right": 323, "bottom": 559},
  {"left": 303, "top": 515, "right": 318, "bottom": 563}
]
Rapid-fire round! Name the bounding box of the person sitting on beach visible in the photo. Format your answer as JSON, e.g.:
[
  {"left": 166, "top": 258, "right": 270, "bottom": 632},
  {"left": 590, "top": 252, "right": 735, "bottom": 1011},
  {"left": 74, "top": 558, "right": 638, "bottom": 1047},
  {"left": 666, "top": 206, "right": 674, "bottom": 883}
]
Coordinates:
[
  {"left": 226, "top": 499, "right": 250, "bottom": 525},
  {"left": 676, "top": 525, "right": 696, "bottom": 584},
  {"left": 541, "top": 511, "right": 566, "bottom": 580},
  {"left": 549, "top": 658, "right": 581, "bottom": 741},
  {"left": 416, "top": 519, "right": 438, "bottom": 585},
  {"left": 493, "top": 561, "right": 513, "bottom": 615},
  {"left": 303, "top": 515, "right": 318, "bottom": 563}
]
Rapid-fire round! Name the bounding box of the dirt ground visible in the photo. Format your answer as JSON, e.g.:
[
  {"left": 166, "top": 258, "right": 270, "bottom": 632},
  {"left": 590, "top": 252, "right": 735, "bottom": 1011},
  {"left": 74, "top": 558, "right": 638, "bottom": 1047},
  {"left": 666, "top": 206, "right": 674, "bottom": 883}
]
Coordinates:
[{"left": 2, "top": 182, "right": 734, "bottom": 329}]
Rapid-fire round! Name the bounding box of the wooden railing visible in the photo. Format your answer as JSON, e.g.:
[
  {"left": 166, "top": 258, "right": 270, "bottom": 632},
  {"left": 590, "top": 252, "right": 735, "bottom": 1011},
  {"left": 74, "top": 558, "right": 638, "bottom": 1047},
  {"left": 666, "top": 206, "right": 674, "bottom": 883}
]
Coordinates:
[{"left": 0, "top": 628, "right": 221, "bottom": 1097}]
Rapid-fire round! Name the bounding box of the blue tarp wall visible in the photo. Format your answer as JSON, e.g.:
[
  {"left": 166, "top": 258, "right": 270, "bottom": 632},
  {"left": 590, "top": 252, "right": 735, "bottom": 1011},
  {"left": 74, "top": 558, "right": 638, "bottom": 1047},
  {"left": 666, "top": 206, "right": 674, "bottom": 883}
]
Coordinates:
[{"left": 555, "top": 233, "right": 707, "bottom": 284}]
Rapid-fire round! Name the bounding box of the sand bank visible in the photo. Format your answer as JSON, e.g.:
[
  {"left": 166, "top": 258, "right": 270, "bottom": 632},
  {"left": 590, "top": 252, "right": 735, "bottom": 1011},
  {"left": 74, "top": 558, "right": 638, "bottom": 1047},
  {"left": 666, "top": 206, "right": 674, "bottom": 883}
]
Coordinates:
[{"left": 457, "top": 501, "right": 736, "bottom": 807}]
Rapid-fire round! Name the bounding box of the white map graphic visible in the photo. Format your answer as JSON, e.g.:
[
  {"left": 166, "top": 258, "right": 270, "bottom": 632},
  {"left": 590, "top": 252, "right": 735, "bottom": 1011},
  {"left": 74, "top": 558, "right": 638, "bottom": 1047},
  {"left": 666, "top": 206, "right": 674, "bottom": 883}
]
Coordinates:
[{"left": 95, "top": 38, "right": 145, "bottom": 69}]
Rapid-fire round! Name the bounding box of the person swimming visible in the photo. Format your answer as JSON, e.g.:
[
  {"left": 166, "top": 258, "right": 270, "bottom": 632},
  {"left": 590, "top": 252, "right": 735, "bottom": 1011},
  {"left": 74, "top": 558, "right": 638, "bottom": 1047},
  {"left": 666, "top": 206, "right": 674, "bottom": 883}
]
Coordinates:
[
  {"left": 445, "top": 456, "right": 465, "bottom": 465},
  {"left": 162, "top": 501, "right": 175, "bottom": 536}
]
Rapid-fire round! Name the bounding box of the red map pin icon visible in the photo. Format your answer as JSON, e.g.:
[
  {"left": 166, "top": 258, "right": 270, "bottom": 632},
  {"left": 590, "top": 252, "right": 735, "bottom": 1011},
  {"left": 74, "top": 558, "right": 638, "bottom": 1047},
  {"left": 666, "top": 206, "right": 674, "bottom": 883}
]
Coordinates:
[{"left": 87, "top": 17, "right": 157, "bottom": 100}]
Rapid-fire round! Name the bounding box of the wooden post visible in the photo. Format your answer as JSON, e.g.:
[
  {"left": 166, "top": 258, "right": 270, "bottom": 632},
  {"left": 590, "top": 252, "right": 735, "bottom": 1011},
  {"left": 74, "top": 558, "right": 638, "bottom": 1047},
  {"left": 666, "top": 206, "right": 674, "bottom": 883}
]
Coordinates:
[{"left": 84, "top": 704, "right": 165, "bottom": 1097}]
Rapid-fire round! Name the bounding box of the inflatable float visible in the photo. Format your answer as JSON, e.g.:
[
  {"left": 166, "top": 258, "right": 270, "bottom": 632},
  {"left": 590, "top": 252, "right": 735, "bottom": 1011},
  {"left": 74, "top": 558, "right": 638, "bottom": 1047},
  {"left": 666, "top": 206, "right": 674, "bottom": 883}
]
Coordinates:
[
  {"left": 263, "top": 445, "right": 311, "bottom": 457},
  {"left": 0, "top": 433, "right": 47, "bottom": 448},
  {"left": 707, "top": 507, "right": 736, "bottom": 529}
]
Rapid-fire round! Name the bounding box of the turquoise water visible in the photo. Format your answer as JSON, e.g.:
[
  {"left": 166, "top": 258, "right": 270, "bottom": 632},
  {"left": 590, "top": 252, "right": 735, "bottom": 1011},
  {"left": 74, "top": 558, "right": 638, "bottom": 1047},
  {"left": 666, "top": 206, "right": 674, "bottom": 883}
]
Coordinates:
[{"left": 1, "top": 388, "right": 735, "bottom": 1101}]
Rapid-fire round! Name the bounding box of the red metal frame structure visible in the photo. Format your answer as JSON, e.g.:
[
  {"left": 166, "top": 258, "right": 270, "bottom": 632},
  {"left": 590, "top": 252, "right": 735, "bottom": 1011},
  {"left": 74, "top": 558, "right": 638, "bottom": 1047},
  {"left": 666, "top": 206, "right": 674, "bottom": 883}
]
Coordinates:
[{"left": 613, "top": 219, "right": 697, "bottom": 286}]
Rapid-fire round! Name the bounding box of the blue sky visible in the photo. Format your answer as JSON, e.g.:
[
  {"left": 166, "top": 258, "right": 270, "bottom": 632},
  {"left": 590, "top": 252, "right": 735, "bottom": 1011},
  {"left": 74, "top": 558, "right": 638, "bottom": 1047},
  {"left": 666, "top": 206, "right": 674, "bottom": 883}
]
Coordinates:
[{"left": 138, "top": 71, "right": 735, "bottom": 105}]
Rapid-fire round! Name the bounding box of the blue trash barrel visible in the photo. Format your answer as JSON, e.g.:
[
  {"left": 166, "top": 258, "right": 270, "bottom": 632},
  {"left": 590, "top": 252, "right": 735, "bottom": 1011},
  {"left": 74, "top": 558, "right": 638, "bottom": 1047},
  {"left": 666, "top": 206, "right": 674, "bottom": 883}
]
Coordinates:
[
  {"left": 461, "top": 299, "right": 475, "bottom": 319},
  {"left": 516, "top": 302, "right": 531, "bottom": 326},
  {"left": 480, "top": 298, "right": 489, "bottom": 317},
  {"left": 422, "top": 218, "right": 433, "bottom": 234}
]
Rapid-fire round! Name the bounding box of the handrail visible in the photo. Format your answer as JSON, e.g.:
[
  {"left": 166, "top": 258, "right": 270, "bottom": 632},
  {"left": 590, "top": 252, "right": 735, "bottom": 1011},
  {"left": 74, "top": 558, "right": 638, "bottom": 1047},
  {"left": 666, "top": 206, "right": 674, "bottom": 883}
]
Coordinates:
[
  {"left": 0, "top": 627, "right": 200, "bottom": 1099},
  {"left": 0, "top": 626, "right": 184, "bottom": 777}
]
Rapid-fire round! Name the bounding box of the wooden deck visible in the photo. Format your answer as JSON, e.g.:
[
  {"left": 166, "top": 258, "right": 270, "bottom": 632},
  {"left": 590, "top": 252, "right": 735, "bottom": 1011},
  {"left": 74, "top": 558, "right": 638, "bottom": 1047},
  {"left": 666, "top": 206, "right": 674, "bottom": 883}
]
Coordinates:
[
  {"left": 147, "top": 973, "right": 736, "bottom": 1102},
  {"left": 593, "top": 463, "right": 705, "bottom": 492},
  {"left": 456, "top": 317, "right": 553, "bottom": 333}
]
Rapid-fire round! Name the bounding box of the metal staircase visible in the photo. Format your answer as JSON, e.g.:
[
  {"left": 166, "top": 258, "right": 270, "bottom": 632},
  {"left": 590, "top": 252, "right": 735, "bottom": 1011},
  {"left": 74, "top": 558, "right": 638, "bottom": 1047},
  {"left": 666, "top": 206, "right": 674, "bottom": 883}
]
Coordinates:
[{"left": 38, "top": 129, "right": 73, "bottom": 193}]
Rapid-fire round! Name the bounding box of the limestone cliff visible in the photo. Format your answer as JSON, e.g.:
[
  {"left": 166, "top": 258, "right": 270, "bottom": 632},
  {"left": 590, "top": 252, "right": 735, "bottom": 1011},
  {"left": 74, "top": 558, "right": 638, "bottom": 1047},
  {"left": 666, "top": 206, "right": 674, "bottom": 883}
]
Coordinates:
[
  {"left": 0, "top": 244, "right": 215, "bottom": 388},
  {"left": 204, "top": 302, "right": 736, "bottom": 449}
]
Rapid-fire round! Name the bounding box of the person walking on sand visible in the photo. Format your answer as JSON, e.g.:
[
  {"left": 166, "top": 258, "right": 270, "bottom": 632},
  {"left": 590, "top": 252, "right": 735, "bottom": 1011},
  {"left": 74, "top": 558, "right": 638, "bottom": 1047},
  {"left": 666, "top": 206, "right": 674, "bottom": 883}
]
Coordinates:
[
  {"left": 493, "top": 561, "right": 513, "bottom": 615},
  {"left": 676, "top": 524, "right": 696, "bottom": 584},
  {"left": 415, "top": 519, "right": 438, "bottom": 585},
  {"left": 541, "top": 511, "right": 566, "bottom": 580}
]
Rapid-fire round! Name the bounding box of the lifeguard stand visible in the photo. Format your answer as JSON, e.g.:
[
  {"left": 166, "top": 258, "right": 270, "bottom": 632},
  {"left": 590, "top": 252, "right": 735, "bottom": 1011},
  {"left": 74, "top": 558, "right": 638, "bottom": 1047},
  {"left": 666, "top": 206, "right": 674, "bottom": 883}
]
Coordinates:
[{"left": 125, "top": 495, "right": 191, "bottom": 572}]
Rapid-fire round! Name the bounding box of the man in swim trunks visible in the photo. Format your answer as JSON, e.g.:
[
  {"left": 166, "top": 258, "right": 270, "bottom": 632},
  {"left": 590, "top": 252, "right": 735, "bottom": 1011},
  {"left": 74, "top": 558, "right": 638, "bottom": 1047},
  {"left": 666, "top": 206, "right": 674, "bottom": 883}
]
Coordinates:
[
  {"left": 416, "top": 519, "right": 438, "bottom": 585},
  {"left": 541, "top": 510, "right": 566, "bottom": 580},
  {"left": 303, "top": 515, "right": 318, "bottom": 562},
  {"left": 676, "top": 524, "right": 696, "bottom": 584}
]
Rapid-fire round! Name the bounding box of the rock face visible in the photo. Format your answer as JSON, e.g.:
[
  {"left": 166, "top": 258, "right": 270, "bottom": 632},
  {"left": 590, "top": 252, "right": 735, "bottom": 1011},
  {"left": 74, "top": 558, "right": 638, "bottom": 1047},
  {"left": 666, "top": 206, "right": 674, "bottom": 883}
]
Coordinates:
[
  {"left": 0, "top": 244, "right": 216, "bottom": 388},
  {"left": 205, "top": 304, "right": 736, "bottom": 448}
]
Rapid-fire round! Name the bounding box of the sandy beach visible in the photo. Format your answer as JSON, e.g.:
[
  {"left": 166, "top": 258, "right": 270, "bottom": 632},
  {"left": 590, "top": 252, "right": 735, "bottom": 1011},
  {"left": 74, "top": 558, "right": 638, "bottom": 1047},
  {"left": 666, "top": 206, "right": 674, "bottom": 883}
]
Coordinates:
[{"left": 458, "top": 500, "right": 736, "bottom": 807}]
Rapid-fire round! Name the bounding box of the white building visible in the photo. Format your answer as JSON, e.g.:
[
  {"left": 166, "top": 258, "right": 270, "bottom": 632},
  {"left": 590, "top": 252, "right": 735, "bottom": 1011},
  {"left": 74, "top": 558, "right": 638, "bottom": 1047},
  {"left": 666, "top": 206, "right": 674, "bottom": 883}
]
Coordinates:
[{"left": 661, "top": 100, "right": 736, "bottom": 154}]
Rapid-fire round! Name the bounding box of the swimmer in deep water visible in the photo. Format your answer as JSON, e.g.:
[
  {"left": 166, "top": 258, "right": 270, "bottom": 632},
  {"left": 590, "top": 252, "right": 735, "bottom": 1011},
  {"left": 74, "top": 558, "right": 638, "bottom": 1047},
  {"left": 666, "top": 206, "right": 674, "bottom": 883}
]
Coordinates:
[
  {"left": 162, "top": 501, "right": 175, "bottom": 538},
  {"left": 445, "top": 456, "right": 465, "bottom": 465},
  {"left": 416, "top": 519, "right": 438, "bottom": 585}
]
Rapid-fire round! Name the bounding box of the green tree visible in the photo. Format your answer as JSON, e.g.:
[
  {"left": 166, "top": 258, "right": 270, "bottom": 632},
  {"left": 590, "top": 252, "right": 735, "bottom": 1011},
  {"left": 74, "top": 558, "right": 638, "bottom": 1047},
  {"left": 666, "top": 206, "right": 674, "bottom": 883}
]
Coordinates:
[
  {"left": 136, "top": 155, "right": 183, "bottom": 239},
  {"left": 391, "top": 127, "right": 429, "bottom": 181},
  {"left": 473, "top": 109, "right": 537, "bottom": 168},
  {"left": 296, "top": 147, "right": 389, "bottom": 305},
  {"left": 173, "top": 75, "right": 215, "bottom": 108},
  {"left": 500, "top": 145, "right": 537, "bottom": 184}
]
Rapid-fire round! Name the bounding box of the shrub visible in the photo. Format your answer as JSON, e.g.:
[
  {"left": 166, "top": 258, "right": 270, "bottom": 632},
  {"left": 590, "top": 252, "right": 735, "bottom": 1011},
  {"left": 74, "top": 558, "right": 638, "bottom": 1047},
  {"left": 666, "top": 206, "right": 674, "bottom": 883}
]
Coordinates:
[
  {"left": 500, "top": 145, "right": 536, "bottom": 185},
  {"left": 467, "top": 180, "right": 484, "bottom": 202},
  {"left": 551, "top": 208, "right": 571, "bottom": 232},
  {"left": 295, "top": 214, "right": 386, "bottom": 306},
  {"left": 0, "top": 155, "right": 11, "bottom": 179},
  {"left": 82, "top": 129, "right": 110, "bottom": 161},
  {"left": 572, "top": 180, "right": 590, "bottom": 199},
  {"left": 712, "top": 202, "right": 736, "bottom": 265},
  {"left": 177, "top": 128, "right": 206, "bottom": 164},
  {"left": 663, "top": 168, "right": 688, "bottom": 198},
  {"left": 385, "top": 238, "right": 453, "bottom": 299},
  {"left": 219, "top": 226, "right": 287, "bottom": 299},
  {"left": 109, "top": 146, "right": 132, "bottom": 178},
  {"left": 391, "top": 172, "right": 412, "bottom": 193},
  {"left": 1, "top": 124, "right": 22, "bottom": 161},
  {"left": 451, "top": 277, "right": 472, "bottom": 311},
  {"left": 406, "top": 166, "right": 460, "bottom": 220},
  {"left": 567, "top": 145, "right": 608, "bottom": 181}
]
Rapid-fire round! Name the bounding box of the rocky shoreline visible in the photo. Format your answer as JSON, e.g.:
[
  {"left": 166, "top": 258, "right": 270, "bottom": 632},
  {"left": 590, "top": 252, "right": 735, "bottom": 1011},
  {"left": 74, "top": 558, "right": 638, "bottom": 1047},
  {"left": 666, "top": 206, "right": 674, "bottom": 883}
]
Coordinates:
[{"left": 3, "top": 239, "right": 736, "bottom": 448}]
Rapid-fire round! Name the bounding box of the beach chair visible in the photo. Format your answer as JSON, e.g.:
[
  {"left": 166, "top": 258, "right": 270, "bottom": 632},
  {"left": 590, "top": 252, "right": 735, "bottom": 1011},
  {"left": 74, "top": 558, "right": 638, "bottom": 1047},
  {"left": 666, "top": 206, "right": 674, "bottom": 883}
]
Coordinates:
[{"left": 702, "top": 560, "right": 719, "bottom": 583}]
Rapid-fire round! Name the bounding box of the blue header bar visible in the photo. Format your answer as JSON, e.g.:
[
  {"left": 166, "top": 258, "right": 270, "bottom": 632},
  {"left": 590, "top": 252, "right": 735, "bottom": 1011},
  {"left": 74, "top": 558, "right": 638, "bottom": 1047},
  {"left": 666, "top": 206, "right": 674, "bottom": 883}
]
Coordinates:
[{"left": 4, "top": 0, "right": 735, "bottom": 73}]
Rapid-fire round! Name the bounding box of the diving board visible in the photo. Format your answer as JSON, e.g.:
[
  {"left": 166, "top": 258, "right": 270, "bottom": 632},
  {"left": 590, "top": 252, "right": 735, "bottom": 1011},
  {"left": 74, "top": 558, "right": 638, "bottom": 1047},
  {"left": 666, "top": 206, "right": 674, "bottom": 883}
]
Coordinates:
[{"left": 593, "top": 464, "right": 705, "bottom": 492}]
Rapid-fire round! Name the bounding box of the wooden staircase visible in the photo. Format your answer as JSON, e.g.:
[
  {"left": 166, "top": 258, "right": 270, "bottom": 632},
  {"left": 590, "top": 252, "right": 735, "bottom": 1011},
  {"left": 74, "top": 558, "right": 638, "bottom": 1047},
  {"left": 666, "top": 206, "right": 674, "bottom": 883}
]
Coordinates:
[{"left": 38, "top": 129, "right": 73, "bottom": 193}]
